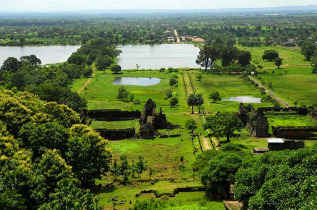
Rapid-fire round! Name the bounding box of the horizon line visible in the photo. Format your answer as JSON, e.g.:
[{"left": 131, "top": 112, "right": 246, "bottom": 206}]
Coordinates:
[{"left": 1, "top": 5, "right": 317, "bottom": 13}]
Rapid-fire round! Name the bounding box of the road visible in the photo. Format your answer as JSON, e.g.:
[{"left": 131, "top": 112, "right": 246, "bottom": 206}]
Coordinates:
[
  {"left": 248, "top": 76, "right": 289, "bottom": 107},
  {"left": 174, "top": 30, "right": 181, "bottom": 43}
]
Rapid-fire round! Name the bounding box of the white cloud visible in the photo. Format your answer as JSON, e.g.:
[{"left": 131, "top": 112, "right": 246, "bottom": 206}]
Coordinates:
[{"left": 0, "top": 0, "right": 316, "bottom": 11}]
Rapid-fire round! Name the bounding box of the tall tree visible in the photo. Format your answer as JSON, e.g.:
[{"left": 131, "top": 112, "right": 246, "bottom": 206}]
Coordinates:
[
  {"left": 274, "top": 57, "right": 283, "bottom": 69},
  {"left": 262, "top": 50, "right": 279, "bottom": 61},
  {"left": 1, "top": 57, "right": 21, "bottom": 73},
  {"left": 196, "top": 46, "right": 219, "bottom": 71},
  {"left": 238, "top": 50, "right": 252, "bottom": 66},
  {"left": 204, "top": 112, "right": 243, "bottom": 142},
  {"left": 301, "top": 41, "right": 316, "bottom": 61},
  {"left": 220, "top": 47, "right": 239, "bottom": 67},
  {"left": 195, "top": 94, "right": 204, "bottom": 113},
  {"left": 136, "top": 156, "right": 147, "bottom": 180},
  {"left": 187, "top": 94, "right": 196, "bottom": 114},
  {"left": 185, "top": 119, "right": 197, "bottom": 134}
]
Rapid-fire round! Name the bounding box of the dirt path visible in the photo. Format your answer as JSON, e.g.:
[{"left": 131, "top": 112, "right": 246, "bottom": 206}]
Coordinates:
[
  {"left": 77, "top": 72, "right": 96, "bottom": 94},
  {"left": 183, "top": 73, "right": 194, "bottom": 95},
  {"left": 263, "top": 64, "right": 307, "bottom": 70},
  {"left": 248, "top": 76, "right": 289, "bottom": 107},
  {"left": 174, "top": 30, "right": 181, "bottom": 43},
  {"left": 202, "top": 136, "right": 212, "bottom": 150}
]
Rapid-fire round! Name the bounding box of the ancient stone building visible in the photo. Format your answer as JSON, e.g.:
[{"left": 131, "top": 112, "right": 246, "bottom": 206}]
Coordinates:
[
  {"left": 140, "top": 99, "right": 177, "bottom": 139},
  {"left": 239, "top": 103, "right": 270, "bottom": 137}
]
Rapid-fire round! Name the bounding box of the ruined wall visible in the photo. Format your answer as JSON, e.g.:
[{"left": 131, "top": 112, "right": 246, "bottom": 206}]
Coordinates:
[
  {"left": 269, "top": 141, "right": 305, "bottom": 151},
  {"left": 87, "top": 109, "right": 141, "bottom": 121},
  {"left": 95, "top": 128, "right": 135, "bottom": 140},
  {"left": 272, "top": 126, "right": 317, "bottom": 139}
]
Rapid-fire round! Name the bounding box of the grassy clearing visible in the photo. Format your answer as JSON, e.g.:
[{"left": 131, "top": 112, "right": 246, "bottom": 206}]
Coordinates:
[
  {"left": 236, "top": 45, "right": 309, "bottom": 68},
  {"left": 73, "top": 64, "right": 316, "bottom": 209},
  {"left": 194, "top": 73, "right": 272, "bottom": 113},
  {"left": 256, "top": 73, "right": 317, "bottom": 106}
]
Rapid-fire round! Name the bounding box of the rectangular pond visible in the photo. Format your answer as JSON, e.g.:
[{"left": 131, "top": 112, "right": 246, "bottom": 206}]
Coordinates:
[
  {"left": 117, "top": 44, "right": 200, "bottom": 70},
  {"left": 0, "top": 45, "right": 80, "bottom": 65}
]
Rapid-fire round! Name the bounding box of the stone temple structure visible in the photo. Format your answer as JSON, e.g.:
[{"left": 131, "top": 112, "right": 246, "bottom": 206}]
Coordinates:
[{"left": 140, "top": 99, "right": 176, "bottom": 139}]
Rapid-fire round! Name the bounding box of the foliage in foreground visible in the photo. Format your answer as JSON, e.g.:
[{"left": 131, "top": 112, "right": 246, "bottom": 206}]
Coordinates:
[
  {"left": 0, "top": 90, "right": 112, "bottom": 209},
  {"left": 234, "top": 145, "right": 317, "bottom": 209}
]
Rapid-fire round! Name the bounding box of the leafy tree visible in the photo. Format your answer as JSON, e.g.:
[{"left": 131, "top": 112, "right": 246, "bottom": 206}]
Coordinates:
[
  {"left": 111, "top": 65, "right": 122, "bottom": 74},
  {"left": 209, "top": 91, "right": 222, "bottom": 103},
  {"left": 169, "top": 77, "right": 178, "bottom": 86},
  {"left": 38, "top": 178, "right": 101, "bottom": 210},
  {"left": 234, "top": 146, "right": 317, "bottom": 209},
  {"left": 301, "top": 41, "right": 316, "bottom": 61},
  {"left": 170, "top": 97, "right": 179, "bottom": 108},
  {"left": 120, "top": 155, "right": 129, "bottom": 175},
  {"left": 196, "top": 46, "right": 220, "bottom": 71},
  {"left": 18, "top": 122, "right": 69, "bottom": 160},
  {"left": 131, "top": 160, "right": 138, "bottom": 178},
  {"left": 111, "top": 158, "right": 121, "bottom": 181},
  {"left": 20, "top": 55, "right": 42, "bottom": 66},
  {"left": 96, "top": 56, "right": 112, "bottom": 71},
  {"left": 195, "top": 94, "right": 204, "bottom": 113},
  {"left": 274, "top": 57, "right": 283, "bottom": 68},
  {"left": 66, "top": 125, "right": 112, "bottom": 187},
  {"left": 83, "top": 68, "right": 93, "bottom": 78},
  {"left": 117, "top": 86, "right": 129, "bottom": 101},
  {"left": 238, "top": 50, "right": 251, "bottom": 66},
  {"left": 67, "top": 53, "right": 86, "bottom": 66},
  {"left": 32, "top": 149, "right": 73, "bottom": 204},
  {"left": 204, "top": 112, "right": 243, "bottom": 142},
  {"left": 201, "top": 153, "right": 242, "bottom": 199},
  {"left": 1, "top": 57, "right": 21, "bottom": 73},
  {"left": 262, "top": 50, "right": 279, "bottom": 61},
  {"left": 136, "top": 156, "right": 147, "bottom": 180},
  {"left": 220, "top": 47, "right": 239, "bottom": 67},
  {"left": 122, "top": 170, "right": 130, "bottom": 186},
  {"left": 187, "top": 94, "right": 196, "bottom": 114},
  {"left": 196, "top": 74, "right": 202, "bottom": 81},
  {"left": 185, "top": 119, "right": 197, "bottom": 134}
]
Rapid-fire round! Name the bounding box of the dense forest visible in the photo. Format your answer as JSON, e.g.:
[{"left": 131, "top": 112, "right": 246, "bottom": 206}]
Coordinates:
[{"left": 1, "top": 15, "right": 317, "bottom": 46}]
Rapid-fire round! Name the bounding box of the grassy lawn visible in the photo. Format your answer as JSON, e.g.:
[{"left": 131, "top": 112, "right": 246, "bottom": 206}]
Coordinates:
[
  {"left": 72, "top": 65, "right": 316, "bottom": 209},
  {"left": 256, "top": 72, "right": 317, "bottom": 106},
  {"left": 193, "top": 73, "right": 273, "bottom": 113},
  {"left": 236, "top": 45, "right": 309, "bottom": 68}
]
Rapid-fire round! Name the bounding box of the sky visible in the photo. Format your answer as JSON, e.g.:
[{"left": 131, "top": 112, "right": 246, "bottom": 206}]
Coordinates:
[{"left": 0, "top": 0, "right": 316, "bottom": 11}]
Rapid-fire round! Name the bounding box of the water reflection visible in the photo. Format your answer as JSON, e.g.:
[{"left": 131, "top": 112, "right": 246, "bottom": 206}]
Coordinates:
[
  {"left": 113, "top": 77, "right": 161, "bottom": 86},
  {"left": 222, "top": 96, "right": 262, "bottom": 103}
]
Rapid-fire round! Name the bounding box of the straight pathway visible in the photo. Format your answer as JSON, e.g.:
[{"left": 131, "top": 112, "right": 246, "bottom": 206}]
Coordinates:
[
  {"left": 248, "top": 76, "right": 289, "bottom": 107},
  {"left": 174, "top": 30, "right": 181, "bottom": 43}
]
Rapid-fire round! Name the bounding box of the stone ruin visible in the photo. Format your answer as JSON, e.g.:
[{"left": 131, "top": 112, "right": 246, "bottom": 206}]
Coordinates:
[
  {"left": 140, "top": 99, "right": 178, "bottom": 139},
  {"left": 239, "top": 103, "right": 317, "bottom": 139},
  {"left": 239, "top": 103, "right": 270, "bottom": 137},
  {"left": 80, "top": 99, "right": 178, "bottom": 140}
]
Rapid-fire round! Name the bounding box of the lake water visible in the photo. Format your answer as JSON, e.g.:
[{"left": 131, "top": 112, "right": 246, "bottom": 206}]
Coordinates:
[
  {"left": 222, "top": 96, "right": 262, "bottom": 103},
  {"left": 113, "top": 77, "right": 161, "bottom": 86},
  {"left": 117, "top": 44, "right": 200, "bottom": 70},
  {"left": 0, "top": 45, "right": 80, "bottom": 65}
]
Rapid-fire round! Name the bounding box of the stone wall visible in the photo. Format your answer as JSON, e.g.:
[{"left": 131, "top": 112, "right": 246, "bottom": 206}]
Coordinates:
[
  {"left": 87, "top": 109, "right": 141, "bottom": 121},
  {"left": 268, "top": 140, "right": 305, "bottom": 151},
  {"left": 95, "top": 128, "right": 135, "bottom": 140},
  {"left": 272, "top": 126, "right": 317, "bottom": 139}
]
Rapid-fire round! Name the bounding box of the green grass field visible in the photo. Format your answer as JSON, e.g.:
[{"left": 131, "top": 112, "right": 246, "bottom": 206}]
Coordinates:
[{"left": 71, "top": 45, "right": 317, "bottom": 209}]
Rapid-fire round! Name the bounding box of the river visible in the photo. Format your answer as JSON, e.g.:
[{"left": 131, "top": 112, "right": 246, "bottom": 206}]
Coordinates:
[
  {"left": 117, "top": 44, "right": 200, "bottom": 70},
  {"left": 0, "top": 45, "right": 80, "bottom": 65}
]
